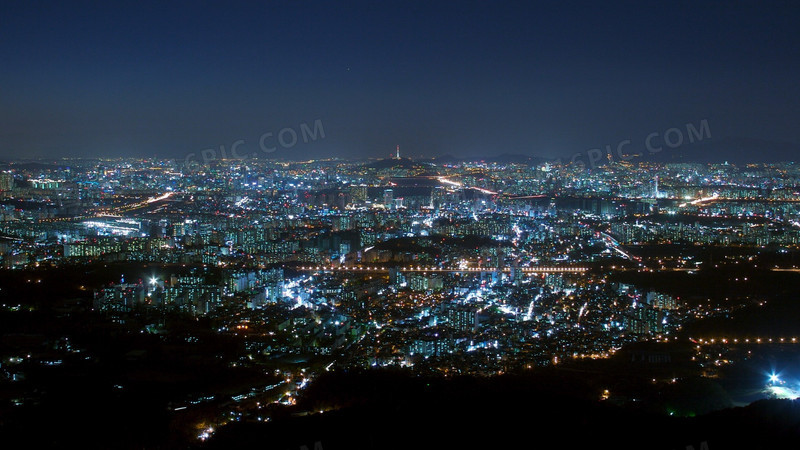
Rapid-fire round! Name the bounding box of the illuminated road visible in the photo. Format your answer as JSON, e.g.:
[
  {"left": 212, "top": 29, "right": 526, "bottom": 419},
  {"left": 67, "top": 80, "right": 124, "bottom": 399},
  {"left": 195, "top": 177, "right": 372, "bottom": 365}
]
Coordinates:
[
  {"left": 296, "top": 265, "right": 588, "bottom": 274},
  {"left": 599, "top": 232, "right": 637, "bottom": 261},
  {"left": 39, "top": 191, "right": 176, "bottom": 223},
  {"left": 296, "top": 264, "right": 757, "bottom": 275},
  {"left": 436, "top": 176, "right": 499, "bottom": 195},
  {"left": 678, "top": 193, "right": 720, "bottom": 208},
  {"left": 691, "top": 337, "right": 800, "bottom": 345},
  {"left": 98, "top": 191, "right": 175, "bottom": 214}
]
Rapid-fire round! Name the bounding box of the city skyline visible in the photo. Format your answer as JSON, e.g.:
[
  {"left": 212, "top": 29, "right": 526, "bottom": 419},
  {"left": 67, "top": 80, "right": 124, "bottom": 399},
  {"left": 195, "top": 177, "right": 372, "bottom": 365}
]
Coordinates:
[{"left": 1, "top": 154, "right": 800, "bottom": 448}]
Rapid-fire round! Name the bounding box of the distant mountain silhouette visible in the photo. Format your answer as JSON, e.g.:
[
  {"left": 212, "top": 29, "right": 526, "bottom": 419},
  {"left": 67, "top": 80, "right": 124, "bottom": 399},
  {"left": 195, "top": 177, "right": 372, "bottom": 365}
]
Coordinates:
[
  {"left": 363, "top": 157, "right": 419, "bottom": 169},
  {"left": 422, "top": 153, "right": 548, "bottom": 165}
]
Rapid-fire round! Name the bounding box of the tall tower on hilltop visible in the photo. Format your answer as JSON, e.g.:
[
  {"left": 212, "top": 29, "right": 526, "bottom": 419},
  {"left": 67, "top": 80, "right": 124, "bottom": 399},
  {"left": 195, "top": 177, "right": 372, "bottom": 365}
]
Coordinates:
[{"left": 396, "top": 145, "right": 400, "bottom": 159}]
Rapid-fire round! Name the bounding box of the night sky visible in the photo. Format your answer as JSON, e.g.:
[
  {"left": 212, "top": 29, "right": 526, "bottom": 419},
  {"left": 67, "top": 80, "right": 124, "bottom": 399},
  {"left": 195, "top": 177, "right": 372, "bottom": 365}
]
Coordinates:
[{"left": 2, "top": 1, "right": 799, "bottom": 161}]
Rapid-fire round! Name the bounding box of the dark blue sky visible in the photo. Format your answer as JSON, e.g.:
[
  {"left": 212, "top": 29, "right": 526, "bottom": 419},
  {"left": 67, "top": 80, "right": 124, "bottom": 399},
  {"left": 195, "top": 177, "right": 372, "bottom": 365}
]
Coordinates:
[{"left": 2, "top": 1, "right": 799, "bottom": 160}]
